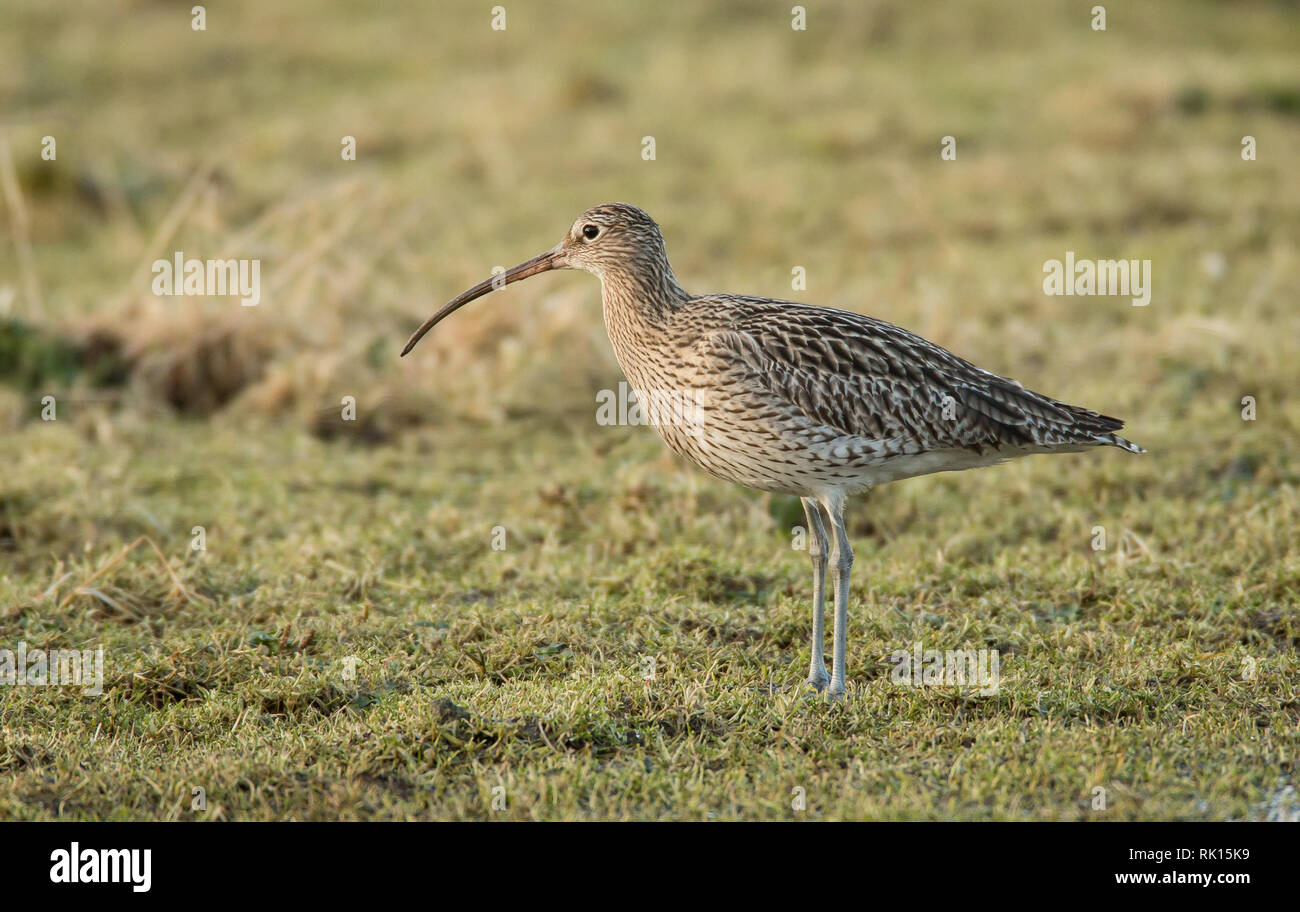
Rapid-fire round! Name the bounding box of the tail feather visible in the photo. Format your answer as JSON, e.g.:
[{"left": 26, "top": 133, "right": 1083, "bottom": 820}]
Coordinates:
[
  {"left": 1058, "top": 404, "right": 1145, "bottom": 454},
  {"left": 1099, "top": 431, "right": 1146, "bottom": 454}
]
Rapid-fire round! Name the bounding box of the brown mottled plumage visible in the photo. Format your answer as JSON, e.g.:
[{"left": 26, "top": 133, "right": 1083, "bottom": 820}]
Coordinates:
[{"left": 402, "top": 202, "right": 1145, "bottom": 697}]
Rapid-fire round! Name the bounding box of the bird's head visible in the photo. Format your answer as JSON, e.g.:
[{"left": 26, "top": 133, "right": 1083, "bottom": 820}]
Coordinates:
[
  {"left": 557, "top": 202, "right": 668, "bottom": 278},
  {"left": 400, "top": 202, "right": 670, "bottom": 357}
]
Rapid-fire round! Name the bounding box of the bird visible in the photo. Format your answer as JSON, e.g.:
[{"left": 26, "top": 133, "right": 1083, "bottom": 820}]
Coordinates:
[{"left": 402, "top": 203, "right": 1144, "bottom": 698}]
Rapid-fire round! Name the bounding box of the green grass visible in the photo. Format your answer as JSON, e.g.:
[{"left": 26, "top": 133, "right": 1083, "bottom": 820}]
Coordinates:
[{"left": 1, "top": 0, "right": 1298, "bottom": 820}]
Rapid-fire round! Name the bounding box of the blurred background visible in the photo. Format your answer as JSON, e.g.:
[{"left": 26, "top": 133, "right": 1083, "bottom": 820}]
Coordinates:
[
  {"left": 2, "top": 0, "right": 1296, "bottom": 439},
  {"left": 0, "top": 0, "right": 1298, "bottom": 820}
]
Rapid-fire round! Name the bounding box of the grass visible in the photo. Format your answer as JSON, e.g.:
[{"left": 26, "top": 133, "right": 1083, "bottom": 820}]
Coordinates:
[{"left": 0, "top": 0, "right": 1298, "bottom": 820}]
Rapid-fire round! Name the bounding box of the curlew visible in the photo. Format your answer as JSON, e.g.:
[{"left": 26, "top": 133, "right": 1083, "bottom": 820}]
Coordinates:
[{"left": 402, "top": 203, "right": 1144, "bottom": 698}]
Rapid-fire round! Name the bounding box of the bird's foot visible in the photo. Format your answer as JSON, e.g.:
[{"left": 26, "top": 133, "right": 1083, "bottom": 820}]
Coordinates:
[
  {"left": 825, "top": 679, "right": 847, "bottom": 702},
  {"left": 806, "top": 668, "right": 830, "bottom": 692}
]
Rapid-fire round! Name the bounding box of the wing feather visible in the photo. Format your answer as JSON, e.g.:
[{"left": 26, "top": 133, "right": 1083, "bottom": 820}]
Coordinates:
[{"left": 698, "top": 298, "right": 1135, "bottom": 452}]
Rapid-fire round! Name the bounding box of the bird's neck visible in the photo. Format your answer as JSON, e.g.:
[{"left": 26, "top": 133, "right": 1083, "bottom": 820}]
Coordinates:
[
  {"left": 599, "top": 266, "right": 689, "bottom": 381},
  {"left": 599, "top": 265, "right": 689, "bottom": 330}
]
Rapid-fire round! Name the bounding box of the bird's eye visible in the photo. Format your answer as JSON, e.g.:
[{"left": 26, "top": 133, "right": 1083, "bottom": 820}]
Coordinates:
[{"left": 582, "top": 224, "right": 600, "bottom": 240}]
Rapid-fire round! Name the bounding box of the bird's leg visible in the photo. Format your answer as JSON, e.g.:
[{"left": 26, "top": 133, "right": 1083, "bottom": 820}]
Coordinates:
[
  {"left": 821, "top": 494, "right": 853, "bottom": 699},
  {"left": 800, "top": 497, "right": 830, "bottom": 691}
]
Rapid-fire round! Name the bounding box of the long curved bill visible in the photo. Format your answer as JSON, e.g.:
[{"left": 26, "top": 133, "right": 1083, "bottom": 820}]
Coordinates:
[{"left": 401, "top": 247, "right": 563, "bottom": 357}]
